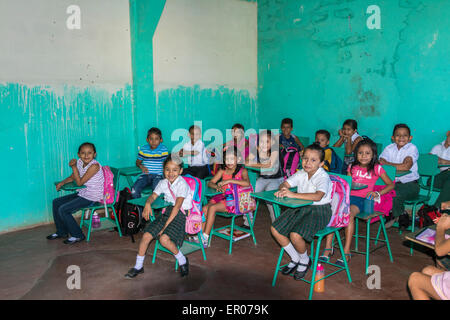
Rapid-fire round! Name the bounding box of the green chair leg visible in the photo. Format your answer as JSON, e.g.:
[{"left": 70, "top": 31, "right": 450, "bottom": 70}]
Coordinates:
[
  {"left": 308, "top": 237, "right": 322, "bottom": 300},
  {"left": 152, "top": 241, "right": 159, "bottom": 264},
  {"left": 272, "top": 248, "right": 284, "bottom": 287},
  {"left": 229, "top": 217, "right": 236, "bottom": 255},
  {"left": 355, "top": 218, "right": 359, "bottom": 251},
  {"left": 365, "top": 219, "right": 371, "bottom": 274},
  {"left": 86, "top": 210, "right": 94, "bottom": 242},
  {"left": 112, "top": 207, "right": 122, "bottom": 237},
  {"left": 379, "top": 216, "right": 393, "bottom": 262},
  {"left": 374, "top": 223, "right": 382, "bottom": 246},
  {"left": 410, "top": 203, "right": 418, "bottom": 255},
  {"left": 335, "top": 230, "right": 352, "bottom": 283},
  {"left": 246, "top": 213, "right": 257, "bottom": 246}
]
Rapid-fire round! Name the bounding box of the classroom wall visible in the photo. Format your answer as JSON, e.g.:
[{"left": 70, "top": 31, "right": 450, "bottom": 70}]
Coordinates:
[
  {"left": 258, "top": 0, "right": 450, "bottom": 151},
  {"left": 130, "top": 0, "right": 258, "bottom": 151},
  {"left": 0, "top": 0, "right": 134, "bottom": 233}
]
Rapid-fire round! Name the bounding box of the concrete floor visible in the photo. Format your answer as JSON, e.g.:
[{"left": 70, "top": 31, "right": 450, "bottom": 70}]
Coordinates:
[{"left": 0, "top": 207, "right": 435, "bottom": 300}]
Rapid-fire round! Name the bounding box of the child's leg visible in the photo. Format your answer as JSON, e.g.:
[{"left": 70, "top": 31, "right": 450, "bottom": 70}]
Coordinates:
[
  {"left": 290, "top": 232, "right": 310, "bottom": 272},
  {"left": 51, "top": 193, "right": 79, "bottom": 236},
  {"left": 57, "top": 195, "right": 95, "bottom": 239},
  {"left": 321, "top": 234, "right": 334, "bottom": 258},
  {"left": 131, "top": 174, "right": 150, "bottom": 199},
  {"left": 203, "top": 202, "right": 227, "bottom": 236},
  {"left": 408, "top": 271, "right": 442, "bottom": 300},
  {"left": 159, "top": 234, "right": 187, "bottom": 266},
  {"left": 392, "top": 181, "right": 420, "bottom": 217},
  {"left": 137, "top": 232, "right": 154, "bottom": 256},
  {"left": 343, "top": 204, "right": 360, "bottom": 254},
  {"left": 271, "top": 226, "right": 301, "bottom": 270}
]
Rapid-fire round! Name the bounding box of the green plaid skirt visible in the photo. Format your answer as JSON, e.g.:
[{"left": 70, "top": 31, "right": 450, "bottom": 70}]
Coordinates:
[
  {"left": 143, "top": 206, "right": 186, "bottom": 248},
  {"left": 272, "top": 204, "right": 332, "bottom": 242}
]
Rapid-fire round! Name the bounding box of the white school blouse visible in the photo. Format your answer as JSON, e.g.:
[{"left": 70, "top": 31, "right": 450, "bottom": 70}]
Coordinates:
[
  {"left": 379, "top": 142, "right": 419, "bottom": 183},
  {"left": 430, "top": 141, "right": 450, "bottom": 172},
  {"left": 182, "top": 140, "right": 207, "bottom": 167},
  {"left": 285, "top": 168, "right": 333, "bottom": 205},
  {"left": 153, "top": 176, "right": 193, "bottom": 211}
]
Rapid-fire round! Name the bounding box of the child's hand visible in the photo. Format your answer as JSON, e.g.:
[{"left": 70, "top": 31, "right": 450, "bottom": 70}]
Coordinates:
[
  {"left": 366, "top": 192, "right": 378, "bottom": 200},
  {"left": 142, "top": 203, "right": 153, "bottom": 221},
  {"left": 436, "top": 214, "right": 450, "bottom": 230},
  {"left": 69, "top": 159, "right": 77, "bottom": 167},
  {"left": 55, "top": 182, "right": 64, "bottom": 191},
  {"left": 275, "top": 187, "right": 290, "bottom": 198},
  {"left": 218, "top": 181, "right": 229, "bottom": 188},
  {"left": 338, "top": 129, "right": 344, "bottom": 137},
  {"left": 141, "top": 166, "right": 149, "bottom": 174}
]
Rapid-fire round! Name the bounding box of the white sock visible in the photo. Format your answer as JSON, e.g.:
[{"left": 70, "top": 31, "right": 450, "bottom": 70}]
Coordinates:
[
  {"left": 175, "top": 251, "right": 186, "bottom": 265},
  {"left": 134, "top": 255, "right": 145, "bottom": 270},
  {"left": 297, "top": 251, "right": 310, "bottom": 272},
  {"left": 283, "top": 243, "right": 300, "bottom": 268}
]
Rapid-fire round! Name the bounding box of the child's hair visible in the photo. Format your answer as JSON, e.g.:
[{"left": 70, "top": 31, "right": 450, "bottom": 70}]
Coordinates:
[
  {"left": 221, "top": 146, "right": 243, "bottom": 178},
  {"left": 147, "top": 127, "right": 162, "bottom": 139},
  {"left": 305, "top": 142, "right": 325, "bottom": 162},
  {"left": 232, "top": 123, "right": 245, "bottom": 131},
  {"left": 343, "top": 119, "right": 358, "bottom": 130},
  {"left": 315, "top": 129, "right": 330, "bottom": 141},
  {"left": 350, "top": 137, "right": 379, "bottom": 175},
  {"left": 189, "top": 125, "right": 201, "bottom": 133},
  {"left": 393, "top": 123, "right": 411, "bottom": 136},
  {"left": 78, "top": 142, "right": 96, "bottom": 153},
  {"left": 163, "top": 154, "right": 183, "bottom": 170},
  {"left": 281, "top": 118, "right": 293, "bottom": 127}
]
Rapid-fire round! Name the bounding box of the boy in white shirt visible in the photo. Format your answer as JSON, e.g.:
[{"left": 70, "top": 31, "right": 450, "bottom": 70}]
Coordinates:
[
  {"left": 430, "top": 131, "right": 450, "bottom": 208},
  {"left": 179, "top": 125, "right": 210, "bottom": 179},
  {"left": 380, "top": 124, "right": 420, "bottom": 227}
]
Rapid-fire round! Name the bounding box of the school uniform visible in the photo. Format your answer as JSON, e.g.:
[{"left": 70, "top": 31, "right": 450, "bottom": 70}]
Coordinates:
[
  {"left": 429, "top": 140, "right": 450, "bottom": 187},
  {"left": 143, "top": 176, "right": 193, "bottom": 247},
  {"left": 342, "top": 132, "right": 361, "bottom": 173},
  {"left": 272, "top": 168, "right": 333, "bottom": 242},
  {"left": 380, "top": 142, "right": 420, "bottom": 217},
  {"left": 181, "top": 140, "right": 210, "bottom": 179}
]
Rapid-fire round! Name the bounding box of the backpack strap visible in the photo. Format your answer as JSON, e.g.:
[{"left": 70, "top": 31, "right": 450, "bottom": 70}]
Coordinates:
[{"left": 167, "top": 183, "right": 186, "bottom": 215}]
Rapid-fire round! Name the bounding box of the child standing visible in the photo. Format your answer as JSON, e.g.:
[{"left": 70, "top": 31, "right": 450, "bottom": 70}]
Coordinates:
[
  {"left": 180, "top": 125, "right": 210, "bottom": 179},
  {"left": 279, "top": 118, "right": 305, "bottom": 156},
  {"left": 333, "top": 119, "right": 363, "bottom": 172},
  {"left": 48, "top": 142, "right": 104, "bottom": 244},
  {"left": 380, "top": 124, "right": 420, "bottom": 227},
  {"left": 320, "top": 138, "right": 395, "bottom": 265},
  {"left": 271, "top": 144, "right": 333, "bottom": 280},
  {"left": 315, "top": 129, "right": 343, "bottom": 174},
  {"left": 125, "top": 155, "right": 193, "bottom": 278},
  {"left": 430, "top": 131, "right": 450, "bottom": 209},
  {"left": 132, "top": 127, "right": 169, "bottom": 199},
  {"left": 246, "top": 130, "right": 284, "bottom": 223},
  {"left": 202, "top": 147, "right": 251, "bottom": 247}
]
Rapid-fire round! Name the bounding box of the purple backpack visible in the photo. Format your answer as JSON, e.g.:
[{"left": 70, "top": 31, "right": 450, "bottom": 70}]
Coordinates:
[{"left": 280, "top": 146, "right": 300, "bottom": 179}]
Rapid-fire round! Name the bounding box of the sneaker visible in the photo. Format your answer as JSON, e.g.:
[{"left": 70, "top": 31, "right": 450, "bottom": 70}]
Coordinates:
[{"left": 63, "top": 235, "right": 86, "bottom": 244}]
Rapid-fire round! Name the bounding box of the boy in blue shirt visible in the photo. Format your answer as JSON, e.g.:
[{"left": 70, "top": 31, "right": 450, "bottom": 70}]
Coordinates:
[{"left": 131, "top": 127, "right": 169, "bottom": 199}]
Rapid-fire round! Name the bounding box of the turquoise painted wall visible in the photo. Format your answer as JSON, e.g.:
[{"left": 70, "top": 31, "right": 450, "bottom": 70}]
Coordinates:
[
  {"left": 0, "top": 84, "right": 135, "bottom": 232},
  {"left": 258, "top": 0, "right": 450, "bottom": 151},
  {"left": 130, "top": 0, "right": 259, "bottom": 151}
]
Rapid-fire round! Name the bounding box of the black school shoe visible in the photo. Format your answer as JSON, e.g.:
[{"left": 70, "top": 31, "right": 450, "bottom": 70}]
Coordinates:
[
  {"left": 281, "top": 261, "right": 298, "bottom": 275},
  {"left": 46, "top": 233, "right": 68, "bottom": 240},
  {"left": 124, "top": 267, "right": 144, "bottom": 279},
  {"left": 180, "top": 258, "right": 189, "bottom": 277},
  {"left": 293, "top": 259, "right": 312, "bottom": 281},
  {"left": 63, "top": 235, "right": 86, "bottom": 244}
]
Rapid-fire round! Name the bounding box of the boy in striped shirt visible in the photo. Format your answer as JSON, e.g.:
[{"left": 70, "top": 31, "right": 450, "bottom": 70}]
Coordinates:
[{"left": 132, "top": 127, "right": 169, "bottom": 199}]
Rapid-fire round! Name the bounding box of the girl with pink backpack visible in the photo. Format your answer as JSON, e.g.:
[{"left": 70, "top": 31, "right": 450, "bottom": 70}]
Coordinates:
[
  {"left": 48, "top": 142, "right": 104, "bottom": 244},
  {"left": 320, "top": 138, "right": 395, "bottom": 266},
  {"left": 201, "top": 147, "right": 252, "bottom": 247},
  {"left": 125, "top": 155, "right": 194, "bottom": 279}
]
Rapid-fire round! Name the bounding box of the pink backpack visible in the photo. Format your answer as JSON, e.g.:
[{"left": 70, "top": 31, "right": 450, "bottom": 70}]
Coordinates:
[
  {"left": 327, "top": 175, "right": 351, "bottom": 228},
  {"left": 100, "top": 166, "right": 118, "bottom": 205},
  {"left": 168, "top": 174, "right": 203, "bottom": 235},
  {"left": 224, "top": 169, "right": 257, "bottom": 215},
  {"left": 370, "top": 185, "right": 396, "bottom": 223}
]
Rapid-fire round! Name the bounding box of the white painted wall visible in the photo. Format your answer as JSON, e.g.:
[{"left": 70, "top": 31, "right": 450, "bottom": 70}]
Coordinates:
[
  {"left": 153, "top": 0, "right": 257, "bottom": 92},
  {"left": 0, "top": 0, "right": 132, "bottom": 88}
]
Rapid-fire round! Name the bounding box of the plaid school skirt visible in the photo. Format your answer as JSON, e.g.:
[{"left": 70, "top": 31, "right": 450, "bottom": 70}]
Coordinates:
[
  {"left": 272, "top": 204, "right": 332, "bottom": 242},
  {"left": 144, "top": 205, "right": 186, "bottom": 248}
]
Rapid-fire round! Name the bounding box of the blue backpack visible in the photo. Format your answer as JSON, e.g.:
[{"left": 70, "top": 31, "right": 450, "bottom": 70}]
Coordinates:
[{"left": 325, "top": 147, "right": 343, "bottom": 174}]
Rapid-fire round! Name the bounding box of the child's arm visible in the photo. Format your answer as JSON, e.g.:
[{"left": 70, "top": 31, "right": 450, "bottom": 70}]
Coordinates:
[
  {"left": 366, "top": 171, "right": 395, "bottom": 199},
  {"left": 346, "top": 136, "right": 362, "bottom": 154},
  {"left": 136, "top": 159, "right": 149, "bottom": 174},
  {"left": 246, "top": 151, "right": 279, "bottom": 169},
  {"left": 70, "top": 160, "right": 100, "bottom": 186},
  {"left": 435, "top": 214, "right": 450, "bottom": 257},
  {"left": 142, "top": 192, "right": 159, "bottom": 221},
  {"left": 55, "top": 174, "right": 75, "bottom": 191},
  {"left": 379, "top": 156, "right": 414, "bottom": 171},
  {"left": 333, "top": 129, "right": 346, "bottom": 147},
  {"left": 277, "top": 189, "right": 326, "bottom": 202},
  {"left": 221, "top": 168, "right": 251, "bottom": 188},
  {"left": 294, "top": 136, "right": 305, "bottom": 151},
  {"left": 437, "top": 157, "right": 450, "bottom": 165},
  {"left": 208, "top": 169, "right": 224, "bottom": 191},
  {"left": 158, "top": 197, "right": 185, "bottom": 236}
]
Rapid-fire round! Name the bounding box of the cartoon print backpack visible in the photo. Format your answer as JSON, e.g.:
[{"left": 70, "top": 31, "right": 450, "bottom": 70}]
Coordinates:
[
  {"left": 224, "top": 169, "right": 257, "bottom": 215},
  {"left": 327, "top": 174, "right": 351, "bottom": 228},
  {"left": 168, "top": 174, "right": 203, "bottom": 234},
  {"left": 280, "top": 146, "right": 301, "bottom": 179},
  {"left": 100, "top": 166, "right": 118, "bottom": 205}
]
